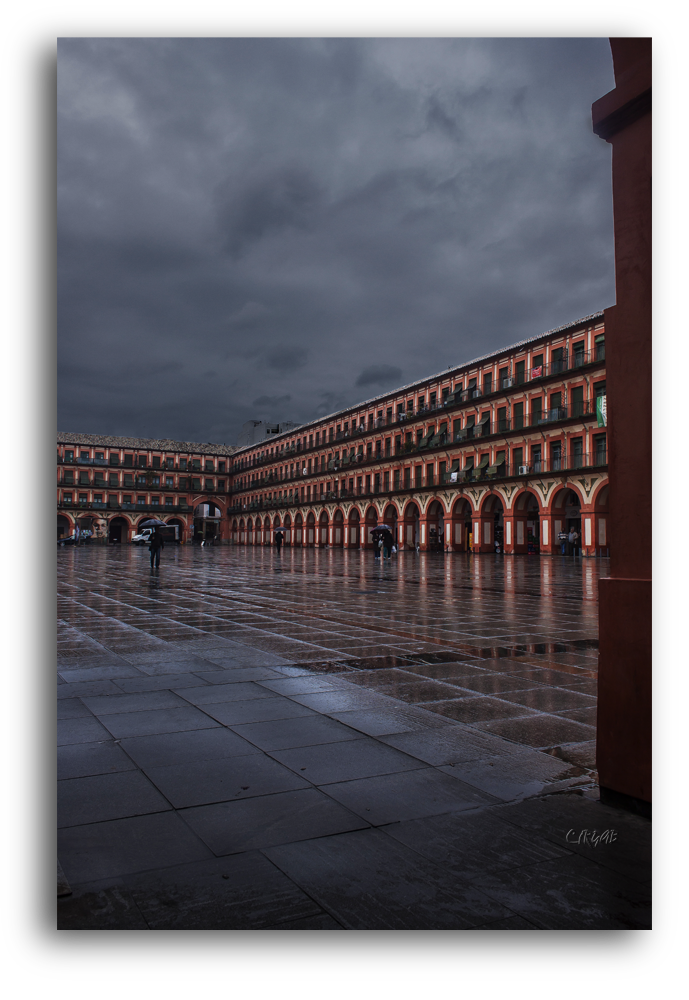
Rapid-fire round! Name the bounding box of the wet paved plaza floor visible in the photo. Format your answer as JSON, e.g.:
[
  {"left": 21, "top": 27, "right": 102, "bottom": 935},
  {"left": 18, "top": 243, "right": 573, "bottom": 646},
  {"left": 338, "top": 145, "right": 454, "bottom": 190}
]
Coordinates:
[{"left": 57, "top": 546, "right": 651, "bottom": 929}]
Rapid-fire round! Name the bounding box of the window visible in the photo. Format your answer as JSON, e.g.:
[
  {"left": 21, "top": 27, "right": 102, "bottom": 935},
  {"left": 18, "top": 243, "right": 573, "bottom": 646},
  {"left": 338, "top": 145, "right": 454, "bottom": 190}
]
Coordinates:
[
  {"left": 63, "top": 492, "right": 72, "bottom": 503},
  {"left": 95, "top": 452, "right": 104, "bottom": 461},
  {"left": 531, "top": 398, "right": 543, "bottom": 426},
  {"left": 180, "top": 458, "right": 187, "bottom": 470},
  {"left": 499, "top": 367, "right": 509, "bottom": 388},
  {"left": 152, "top": 456, "right": 161, "bottom": 469},
  {"left": 80, "top": 451, "right": 89, "bottom": 461},
  {"left": 124, "top": 454, "right": 133, "bottom": 467},
  {"left": 109, "top": 453, "right": 120, "bottom": 466},
  {"left": 79, "top": 472, "right": 90, "bottom": 485},
  {"left": 93, "top": 494, "right": 103, "bottom": 503},
  {"left": 594, "top": 434, "right": 607, "bottom": 465},
  {"left": 79, "top": 493, "right": 87, "bottom": 503},
  {"left": 109, "top": 474, "right": 119, "bottom": 487},
  {"left": 515, "top": 360, "right": 525, "bottom": 384},
  {"left": 63, "top": 471, "right": 74, "bottom": 485},
  {"left": 65, "top": 450, "right": 74, "bottom": 462},
  {"left": 594, "top": 380, "right": 606, "bottom": 397},
  {"left": 192, "top": 478, "right": 202, "bottom": 490},
  {"left": 123, "top": 495, "right": 132, "bottom": 504},
  {"left": 571, "top": 385, "right": 585, "bottom": 417},
  {"left": 165, "top": 496, "right": 174, "bottom": 506},
  {"left": 497, "top": 407, "right": 508, "bottom": 432},
  {"left": 218, "top": 461, "right": 226, "bottom": 473},
  {"left": 513, "top": 447, "right": 523, "bottom": 471},
  {"left": 205, "top": 460, "right": 214, "bottom": 471},
  {"left": 218, "top": 479, "right": 225, "bottom": 491},
  {"left": 166, "top": 457, "right": 174, "bottom": 469},
  {"left": 468, "top": 379, "right": 477, "bottom": 399},
  {"left": 165, "top": 476, "right": 173, "bottom": 487},
  {"left": 453, "top": 418, "right": 463, "bottom": 440},
  {"left": 430, "top": 392, "right": 437, "bottom": 408},
  {"left": 531, "top": 446, "right": 542, "bottom": 472},
  {"left": 551, "top": 441, "right": 562, "bottom": 471},
  {"left": 192, "top": 459, "right": 201, "bottom": 471},
  {"left": 483, "top": 373, "right": 492, "bottom": 394},
  {"left": 151, "top": 497, "right": 160, "bottom": 505},
  {"left": 124, "top": 474, "right": 134, "bottom": 486},
  {"left": 571, "top": 437, "right": 584, "bottom": 468},
  {"left": 138, "top": 455, "right": 147, "bottom": 468},
  {"left": 551, "top": 346, "right": 565, "bottom": 373},
  {"left": 513, "top": 402, "right": 524, "bottom": 430},
  {"left": 404, "top": 468, "right": 411, "bottom": 487},
  {"left": 204, "top": 479, "right": 213, "bottom": 490},
  {"left": 595, "top": 334, "right": 605, "bottom": 361},
  {"left": 573, "top": 341, "right": 585, "bottom": 366}
]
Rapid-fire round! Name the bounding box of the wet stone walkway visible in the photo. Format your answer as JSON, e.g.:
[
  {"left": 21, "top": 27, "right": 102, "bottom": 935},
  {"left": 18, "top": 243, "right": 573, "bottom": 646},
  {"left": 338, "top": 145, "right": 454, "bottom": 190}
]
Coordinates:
[{"left": 57, "top": 547, "right": 651, "bottom": 930}]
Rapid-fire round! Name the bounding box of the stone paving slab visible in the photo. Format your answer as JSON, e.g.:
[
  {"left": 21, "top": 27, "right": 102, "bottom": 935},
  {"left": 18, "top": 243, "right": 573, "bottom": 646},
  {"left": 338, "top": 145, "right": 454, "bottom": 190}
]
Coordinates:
[
  {"left": 264, "top": 828, "right": 514, "bottom": 929},
  {"left": 57, "top": 547, "right": 651, "bottom": 930},
  {"left": 58, "top": 770, "right": 172, "bottom": 827},
  {"left": 58, "top": 741, "right": 139, "bottom": 780},
  {"left": 320, "top": 767, "right": 500, "bottom": 825},
  {"left": 142, "top": 753, "right": 312, "bottom": 808},
  {"left": 181, "top": 787, "right": 369, "bottom": 855}
]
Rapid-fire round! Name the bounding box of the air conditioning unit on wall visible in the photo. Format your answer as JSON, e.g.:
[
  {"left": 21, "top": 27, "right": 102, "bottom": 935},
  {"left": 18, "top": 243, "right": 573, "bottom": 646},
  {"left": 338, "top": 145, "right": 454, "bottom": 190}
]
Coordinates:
[{"left": 519, "top": 465, "right": 530, "bottom": 475}]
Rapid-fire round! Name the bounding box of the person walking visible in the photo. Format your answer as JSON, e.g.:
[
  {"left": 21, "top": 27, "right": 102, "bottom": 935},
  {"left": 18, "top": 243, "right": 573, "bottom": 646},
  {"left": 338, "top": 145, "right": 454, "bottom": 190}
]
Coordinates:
[
  {"left": 275, "top": 530, "right": 284, "bottom": 553},
  {"left": 381, "top": 528, "right": 394, "bottom": 559},
  {"left": 372, "top": 528, "right": 382, "bottom": 559},
  {"left": 559, "top": 529, "right": 568, "bottom": 555},
  {"left": 149, "top": 528, "right": 164, "bottom": 569},
  {"left": 571, "top": 527, "right": 580, "bottom": 557},
  {"left": 567, "top": 527, "right": 577, "bottom": 556}
]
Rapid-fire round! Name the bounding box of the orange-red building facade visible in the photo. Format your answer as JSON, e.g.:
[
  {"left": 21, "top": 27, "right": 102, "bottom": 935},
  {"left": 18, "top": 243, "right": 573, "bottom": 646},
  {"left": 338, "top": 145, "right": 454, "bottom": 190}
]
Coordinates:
[
  {"left": 228, "top": 312, "right": 609, "bottom": 557},
  {"left": 57, "top": 312, "right": 608, "bottom": 555},
  {"left": 56, "top": 434, "right": 236, "bottom": 545}
]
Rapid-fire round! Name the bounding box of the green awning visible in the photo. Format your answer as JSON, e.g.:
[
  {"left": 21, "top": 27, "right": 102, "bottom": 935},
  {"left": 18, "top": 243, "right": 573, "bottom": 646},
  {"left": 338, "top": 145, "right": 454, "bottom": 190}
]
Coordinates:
[
  {"left": 450, "top": 460, "right": 460, "bottom": 472},
  {"left": 477, "top": 455, "right": 490, "bottom": 468}
]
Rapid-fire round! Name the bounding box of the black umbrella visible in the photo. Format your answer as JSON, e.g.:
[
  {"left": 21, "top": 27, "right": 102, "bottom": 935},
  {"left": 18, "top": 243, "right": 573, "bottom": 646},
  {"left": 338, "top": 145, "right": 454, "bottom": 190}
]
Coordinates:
[{"left": 138, "top": 518, "right": 167, "bottom": 527}]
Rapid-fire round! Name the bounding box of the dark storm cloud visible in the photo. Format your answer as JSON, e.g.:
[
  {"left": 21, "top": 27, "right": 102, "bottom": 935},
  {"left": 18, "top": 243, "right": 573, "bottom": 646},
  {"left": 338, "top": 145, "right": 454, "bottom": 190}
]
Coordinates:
[
  {"left": 356, "top": 365, "right": 403, "bottom": 387},
  {"left": 253, "top": 394, "right": 292, "bottom": 407},
  {"left": 265, "top": 346, "right": 308, "bottom": 371},
  {"left": 58, "top": 37, "right": 615, "bottom": 443}
]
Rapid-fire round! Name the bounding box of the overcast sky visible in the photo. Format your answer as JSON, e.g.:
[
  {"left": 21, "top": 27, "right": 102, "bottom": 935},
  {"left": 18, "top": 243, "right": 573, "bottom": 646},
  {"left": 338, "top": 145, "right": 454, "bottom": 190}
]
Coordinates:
[{"left": 57, "top": 37, "right": 615, "bottom": 445}]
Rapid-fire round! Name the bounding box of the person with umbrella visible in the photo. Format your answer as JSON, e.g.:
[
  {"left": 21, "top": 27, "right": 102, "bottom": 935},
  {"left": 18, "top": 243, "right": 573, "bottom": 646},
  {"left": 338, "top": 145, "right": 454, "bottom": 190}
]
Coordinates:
[
  {"left": 275, "top": 529, "right": 284, "bottom": 553},
  {"left": 370, "top": 525, "right": 389, "bottom": 560},
  {"left": 381, "top": 525, "right": 394, "bottom": 559}
]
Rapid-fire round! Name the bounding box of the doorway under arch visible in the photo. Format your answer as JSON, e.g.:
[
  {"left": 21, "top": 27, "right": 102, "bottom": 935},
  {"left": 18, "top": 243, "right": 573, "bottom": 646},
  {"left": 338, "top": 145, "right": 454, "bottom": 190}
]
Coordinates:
[{"left": 108, "top": 516, "right": 130, "bottom": 544}]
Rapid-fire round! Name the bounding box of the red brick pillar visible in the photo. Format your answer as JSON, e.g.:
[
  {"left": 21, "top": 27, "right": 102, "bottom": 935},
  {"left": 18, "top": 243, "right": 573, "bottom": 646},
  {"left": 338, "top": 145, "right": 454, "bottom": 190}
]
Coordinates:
[{"left": 592, "top": 38, "right": 651, "bottom": 812}]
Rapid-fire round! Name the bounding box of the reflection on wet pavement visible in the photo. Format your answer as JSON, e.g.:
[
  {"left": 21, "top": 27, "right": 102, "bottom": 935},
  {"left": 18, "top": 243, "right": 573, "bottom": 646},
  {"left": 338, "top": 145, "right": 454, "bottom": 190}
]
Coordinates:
[
  {"left": 56, "top": 547, "right": 652, "bottom": 930},
  {"left": 58, "top": 546, "right": 602, "bottom": 767}
]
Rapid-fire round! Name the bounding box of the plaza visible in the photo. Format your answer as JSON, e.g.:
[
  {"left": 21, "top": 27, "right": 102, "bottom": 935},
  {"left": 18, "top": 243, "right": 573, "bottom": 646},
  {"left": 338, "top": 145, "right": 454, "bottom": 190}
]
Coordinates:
[{"left": 57, "top": 546, "right": 650, "bottom": 930}]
